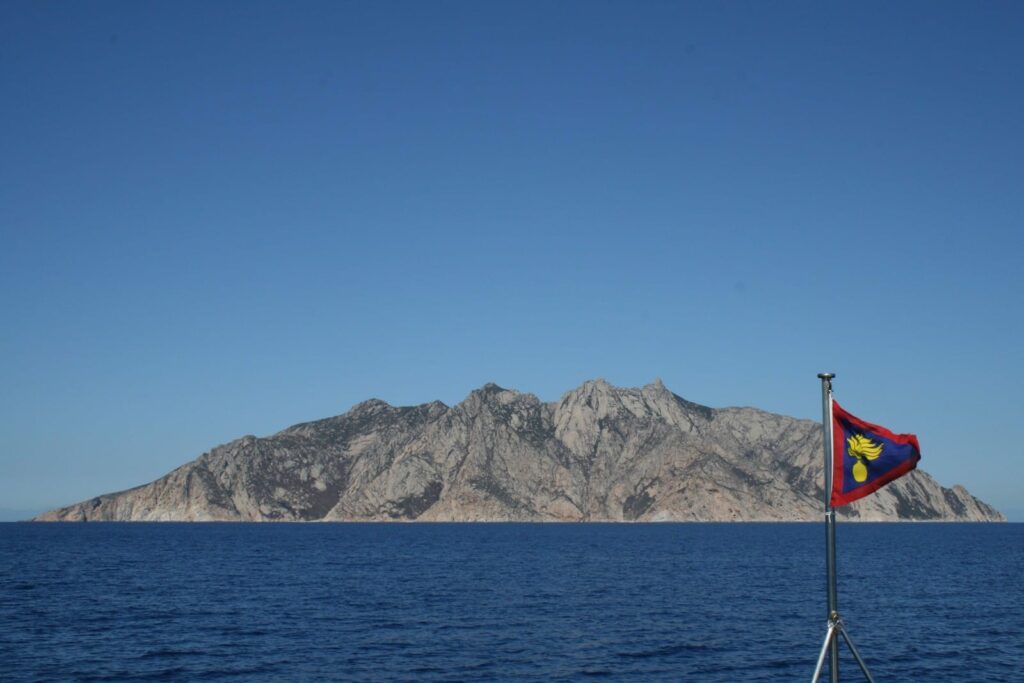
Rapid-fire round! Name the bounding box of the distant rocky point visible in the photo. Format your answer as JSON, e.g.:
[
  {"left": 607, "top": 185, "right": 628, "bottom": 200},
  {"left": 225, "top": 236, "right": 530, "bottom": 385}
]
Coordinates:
[{"left": 36, "top": 379, "right": 1004, "bottom": 522}]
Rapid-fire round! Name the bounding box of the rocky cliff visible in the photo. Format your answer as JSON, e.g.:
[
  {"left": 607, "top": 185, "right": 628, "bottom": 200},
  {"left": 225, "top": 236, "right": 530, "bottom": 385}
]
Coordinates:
[{"left": 36, "top": 380, "right": 1004, "bottom": 522}]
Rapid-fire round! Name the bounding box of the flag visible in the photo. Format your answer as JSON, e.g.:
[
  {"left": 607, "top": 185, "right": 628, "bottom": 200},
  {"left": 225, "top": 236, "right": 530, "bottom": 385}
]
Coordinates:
[{"left": 830, "top": 400, "right": 921, "bottom": 507}]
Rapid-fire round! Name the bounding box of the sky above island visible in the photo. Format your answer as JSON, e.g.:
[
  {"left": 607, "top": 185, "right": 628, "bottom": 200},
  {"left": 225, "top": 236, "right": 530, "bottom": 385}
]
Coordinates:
[{"left": 2, "top": 1, "right": 1022, "bottom": 520}]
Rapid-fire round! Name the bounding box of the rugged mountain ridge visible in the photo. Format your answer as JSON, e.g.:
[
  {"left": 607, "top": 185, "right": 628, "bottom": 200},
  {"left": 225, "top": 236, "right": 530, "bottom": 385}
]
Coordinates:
[{"left": 36, "top": 380, "right": 1004, "bottom": 522}]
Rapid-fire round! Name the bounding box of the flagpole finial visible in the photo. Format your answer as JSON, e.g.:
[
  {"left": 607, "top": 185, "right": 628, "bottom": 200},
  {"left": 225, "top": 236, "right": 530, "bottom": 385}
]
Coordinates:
[{"left": 817, "top": 372, "right": 835, "bottom": 380}]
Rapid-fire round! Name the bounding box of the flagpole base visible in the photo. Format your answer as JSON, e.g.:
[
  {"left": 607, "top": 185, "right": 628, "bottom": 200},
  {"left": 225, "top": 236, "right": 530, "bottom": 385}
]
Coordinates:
[{"left": 810, "top": 613, "right": 876, "bottom": 683}]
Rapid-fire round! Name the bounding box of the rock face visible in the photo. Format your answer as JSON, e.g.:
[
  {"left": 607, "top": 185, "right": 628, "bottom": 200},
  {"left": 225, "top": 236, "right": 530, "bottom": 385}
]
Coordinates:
[{"left": 36, "top": 380, "right": 1004, "bottom": 522}]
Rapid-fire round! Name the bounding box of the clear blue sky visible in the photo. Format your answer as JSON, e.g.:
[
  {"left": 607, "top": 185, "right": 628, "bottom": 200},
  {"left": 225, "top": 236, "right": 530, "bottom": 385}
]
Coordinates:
[{"left": 2, "top": 1, "right": 1021, "bottom": 520}]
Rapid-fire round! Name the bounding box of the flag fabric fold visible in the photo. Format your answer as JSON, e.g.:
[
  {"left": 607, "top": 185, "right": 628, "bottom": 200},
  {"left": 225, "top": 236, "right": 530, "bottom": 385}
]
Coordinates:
[{"left": 830, "top": 400, "right": 921, "bottom": 507}]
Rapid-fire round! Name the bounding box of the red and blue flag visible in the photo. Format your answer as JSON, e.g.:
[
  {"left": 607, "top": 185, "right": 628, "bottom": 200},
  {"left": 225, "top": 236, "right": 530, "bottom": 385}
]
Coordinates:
[{"left": 830, "top": 400, "right": 921, "bottom": 507}]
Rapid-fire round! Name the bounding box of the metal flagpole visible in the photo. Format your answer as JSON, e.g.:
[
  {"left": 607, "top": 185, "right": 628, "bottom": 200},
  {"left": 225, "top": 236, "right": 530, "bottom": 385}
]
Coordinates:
[
  {"left": 811, "top": 373, "right": 877, "bottom": 683},
  {"left": 819, "top": 372, "right": 840, "bottom": 683}
]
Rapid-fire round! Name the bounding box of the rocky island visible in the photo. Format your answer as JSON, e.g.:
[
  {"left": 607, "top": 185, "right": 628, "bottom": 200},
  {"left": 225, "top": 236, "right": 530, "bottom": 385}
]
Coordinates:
[{"left": 37, "top": 380, "right": 1003, "bottom": 522}]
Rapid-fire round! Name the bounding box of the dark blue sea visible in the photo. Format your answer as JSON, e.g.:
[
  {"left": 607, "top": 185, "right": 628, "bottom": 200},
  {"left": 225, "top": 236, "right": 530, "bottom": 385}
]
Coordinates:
[{"left": 1, "top": 523, "right": 1021, "bottom": 682}]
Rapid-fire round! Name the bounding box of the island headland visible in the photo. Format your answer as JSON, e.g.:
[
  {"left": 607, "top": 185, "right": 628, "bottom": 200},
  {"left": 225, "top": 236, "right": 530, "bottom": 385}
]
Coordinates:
[{"left": 36, "top": 380, "right": 1004, "bottom": 522}]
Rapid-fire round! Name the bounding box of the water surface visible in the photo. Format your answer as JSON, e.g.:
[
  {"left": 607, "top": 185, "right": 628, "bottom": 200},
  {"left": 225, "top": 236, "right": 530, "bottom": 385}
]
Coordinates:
[{"left": 1, "top": 523, "right": 1020, "bottom": 681}]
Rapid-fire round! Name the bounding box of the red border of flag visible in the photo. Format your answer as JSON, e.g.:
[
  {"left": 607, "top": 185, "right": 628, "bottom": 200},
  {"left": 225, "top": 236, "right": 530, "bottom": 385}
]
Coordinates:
[{"left": 830, "top": 400, "right": 921, "bottom": 507}]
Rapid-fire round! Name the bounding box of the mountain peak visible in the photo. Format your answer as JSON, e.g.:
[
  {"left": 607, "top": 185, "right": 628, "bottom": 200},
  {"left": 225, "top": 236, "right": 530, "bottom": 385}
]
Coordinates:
[
  {"left": 352, "top": 398, "right": 392, "bottom": 411},
  {"left": 576, "top": 377, "right": 613, "bottom": 391},
  {"left": 643, "top": 377, "right": 670, "bottom": 394}
]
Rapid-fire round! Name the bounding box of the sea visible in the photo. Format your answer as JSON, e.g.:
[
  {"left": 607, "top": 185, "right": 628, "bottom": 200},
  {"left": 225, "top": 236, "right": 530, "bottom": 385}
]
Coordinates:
[{"left": 1, "top": 522, "right": 1021, "bottom": 682}]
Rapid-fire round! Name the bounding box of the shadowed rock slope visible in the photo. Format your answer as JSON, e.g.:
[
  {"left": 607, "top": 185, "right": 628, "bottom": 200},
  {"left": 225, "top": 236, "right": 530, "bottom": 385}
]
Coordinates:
[{"left": 36, "top": 380, "right": 1004, "bottom": 522}]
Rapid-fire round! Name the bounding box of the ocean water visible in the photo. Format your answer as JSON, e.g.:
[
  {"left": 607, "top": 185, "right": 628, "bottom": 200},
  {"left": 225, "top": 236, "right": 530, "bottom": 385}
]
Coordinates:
[{"left": 1, "top": 523, "right": 1021, "bottom": 682}]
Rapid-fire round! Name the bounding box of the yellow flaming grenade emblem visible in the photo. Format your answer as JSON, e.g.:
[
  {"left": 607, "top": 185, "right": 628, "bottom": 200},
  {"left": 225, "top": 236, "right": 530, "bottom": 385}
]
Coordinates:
[{"left": 847, "top": 434, "right": 883, "bottom": 482}]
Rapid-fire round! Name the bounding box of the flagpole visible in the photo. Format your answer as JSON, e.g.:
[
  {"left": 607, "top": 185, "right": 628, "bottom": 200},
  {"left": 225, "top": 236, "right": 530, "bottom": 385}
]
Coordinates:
[
  {"left": 818, "top": 372, "right": 839, "bottom": 683},
  {"left": 810, "top": 375, "right": 880, "bottom": 683}
]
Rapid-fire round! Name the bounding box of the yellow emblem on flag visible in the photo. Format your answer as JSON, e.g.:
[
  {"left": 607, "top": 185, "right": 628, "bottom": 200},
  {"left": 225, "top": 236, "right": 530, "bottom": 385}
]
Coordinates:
[{"left": 847, "top": 434, "right": 883, "bottom": 482}]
